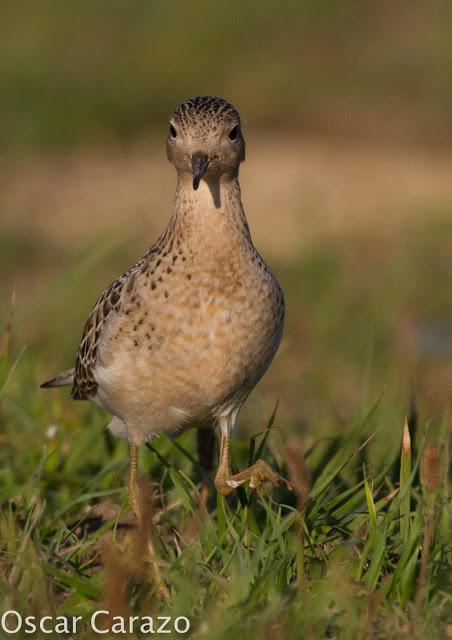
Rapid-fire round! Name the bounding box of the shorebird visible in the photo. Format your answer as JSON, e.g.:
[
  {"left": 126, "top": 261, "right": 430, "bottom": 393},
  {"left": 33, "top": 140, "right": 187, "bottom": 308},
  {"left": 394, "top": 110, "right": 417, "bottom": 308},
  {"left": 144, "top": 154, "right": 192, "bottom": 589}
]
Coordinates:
[{"left": 42, "top": 96, "right": 291, "bottom": 525}]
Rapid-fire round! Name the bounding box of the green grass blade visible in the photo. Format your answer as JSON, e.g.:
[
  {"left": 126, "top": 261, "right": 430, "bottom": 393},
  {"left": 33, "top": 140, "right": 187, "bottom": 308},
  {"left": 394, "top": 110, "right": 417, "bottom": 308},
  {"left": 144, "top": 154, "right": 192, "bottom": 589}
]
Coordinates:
[
  {"left": 365, "top": 525, "right": 388, "bottom": 589},
  {"left": 310, "top": 393, "right": 382, "bottom": 502},
  {"left": 363, "top": 466, "right": 377, "bottom": 532},
  {"left": 249, "top": 402, "right": 279, "bottom": 465}
]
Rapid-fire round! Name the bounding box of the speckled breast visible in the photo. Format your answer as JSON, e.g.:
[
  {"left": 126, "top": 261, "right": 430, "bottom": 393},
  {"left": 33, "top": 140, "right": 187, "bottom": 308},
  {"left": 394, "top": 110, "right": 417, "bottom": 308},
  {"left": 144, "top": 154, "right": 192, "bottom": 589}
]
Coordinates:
[{"left": 95, "top": 249, "right": 284, "bottom": 431}]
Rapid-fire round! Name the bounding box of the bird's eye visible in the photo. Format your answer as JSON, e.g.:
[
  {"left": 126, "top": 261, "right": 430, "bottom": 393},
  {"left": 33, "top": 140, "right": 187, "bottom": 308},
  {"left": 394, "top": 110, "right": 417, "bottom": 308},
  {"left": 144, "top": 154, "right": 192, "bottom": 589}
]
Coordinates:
[
  {"left": 229, "top": 124, "right": 240, "bottom": 141},
  {"left": 169, "top": 124, "right": 177, "bottom": 139}
]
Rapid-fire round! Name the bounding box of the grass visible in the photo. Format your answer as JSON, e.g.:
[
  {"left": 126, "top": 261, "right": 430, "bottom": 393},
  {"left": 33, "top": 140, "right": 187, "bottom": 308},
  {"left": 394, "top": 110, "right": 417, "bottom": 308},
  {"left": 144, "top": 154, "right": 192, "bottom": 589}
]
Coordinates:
[
  {"left": 0, "top": 314, "right": 450, "bottom": 638},
  {"left": 2, "top": 1, "right": 452, "bottom": 149}
]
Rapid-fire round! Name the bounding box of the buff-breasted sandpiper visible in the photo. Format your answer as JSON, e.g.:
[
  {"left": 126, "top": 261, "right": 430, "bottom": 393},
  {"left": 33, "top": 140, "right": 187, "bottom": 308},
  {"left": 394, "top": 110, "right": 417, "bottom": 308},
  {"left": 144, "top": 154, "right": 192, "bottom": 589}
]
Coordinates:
[{"left": 42, "top": 96, "right": 291, "bottom": 526}]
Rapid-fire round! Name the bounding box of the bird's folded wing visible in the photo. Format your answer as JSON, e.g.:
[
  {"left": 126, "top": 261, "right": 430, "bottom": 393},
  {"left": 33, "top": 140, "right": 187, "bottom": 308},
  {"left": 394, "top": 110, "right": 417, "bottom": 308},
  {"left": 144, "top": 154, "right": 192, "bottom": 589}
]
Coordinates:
[
  {"left": 71, "top": 275, "right": 127, "bottom": 400},
  {"left": 40, "top": 368, "right": 75, "bottom": 388}
]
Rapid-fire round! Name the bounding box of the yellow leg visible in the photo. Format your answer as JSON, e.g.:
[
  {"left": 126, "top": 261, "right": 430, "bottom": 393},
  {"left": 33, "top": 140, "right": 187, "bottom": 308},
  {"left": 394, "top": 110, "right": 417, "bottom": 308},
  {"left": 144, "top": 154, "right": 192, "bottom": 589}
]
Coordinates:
[
  {"left": 127, "top": 444, "right": 141, "bottom": 521},
  {"left": 127, "top": 444, "right": 169, "bottom": 599},
  {"left": 214, "top": 415, "right": 293, "bottom": 496}
]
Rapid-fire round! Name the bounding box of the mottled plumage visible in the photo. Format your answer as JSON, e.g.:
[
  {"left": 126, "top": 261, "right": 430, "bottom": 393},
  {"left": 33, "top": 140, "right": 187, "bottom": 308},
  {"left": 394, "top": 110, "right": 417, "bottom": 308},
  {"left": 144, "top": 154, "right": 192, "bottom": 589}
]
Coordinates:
[{"left": 42, "top": 96, "right": 290, "bottom": 500}]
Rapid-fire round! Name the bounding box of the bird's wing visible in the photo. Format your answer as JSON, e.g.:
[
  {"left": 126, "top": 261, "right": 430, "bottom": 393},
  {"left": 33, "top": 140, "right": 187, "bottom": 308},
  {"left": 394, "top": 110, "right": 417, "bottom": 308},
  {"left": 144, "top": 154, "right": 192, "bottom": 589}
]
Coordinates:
[
  {"left": 71, "top": 230, "right": 168, "bottom": 400},
  {"left": 71, "top": 274, "right": 128, "bottom": 400},
  {"left": 41, "top": 367, "right": 75, "bottom": 388}
]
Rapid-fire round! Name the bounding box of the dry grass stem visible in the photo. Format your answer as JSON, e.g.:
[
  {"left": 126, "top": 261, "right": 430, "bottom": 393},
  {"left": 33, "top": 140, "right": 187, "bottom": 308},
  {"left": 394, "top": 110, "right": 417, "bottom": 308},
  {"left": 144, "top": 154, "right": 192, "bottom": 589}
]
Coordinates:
[
  {"left": 420, "top": 441, "right": 442, "bottom": 492},
  {"left": 285, "top": 438, "right": 311, "bottom": 595}
]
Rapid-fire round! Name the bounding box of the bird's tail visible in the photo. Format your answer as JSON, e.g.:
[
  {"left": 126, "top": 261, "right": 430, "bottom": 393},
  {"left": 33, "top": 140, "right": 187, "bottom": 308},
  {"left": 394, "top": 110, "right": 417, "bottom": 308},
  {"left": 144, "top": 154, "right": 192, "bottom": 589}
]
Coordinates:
[{"left": 40, "top": 368, "right": 75, "bottom": 389}]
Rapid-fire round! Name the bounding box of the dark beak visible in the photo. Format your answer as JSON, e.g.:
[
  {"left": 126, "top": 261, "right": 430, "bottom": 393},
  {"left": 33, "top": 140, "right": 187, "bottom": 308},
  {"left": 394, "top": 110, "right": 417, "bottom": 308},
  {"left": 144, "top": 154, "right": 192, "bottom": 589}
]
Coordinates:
[{"left": 191, "top": 152, "right": 210, "bottom": 190}]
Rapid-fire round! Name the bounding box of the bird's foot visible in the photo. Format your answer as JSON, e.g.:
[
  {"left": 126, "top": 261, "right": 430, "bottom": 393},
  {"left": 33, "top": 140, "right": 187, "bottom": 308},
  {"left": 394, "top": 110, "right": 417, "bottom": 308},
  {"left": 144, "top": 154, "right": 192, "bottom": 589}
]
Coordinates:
[{"left": 215, "top": 459, "right": 293, "bottom": 496}]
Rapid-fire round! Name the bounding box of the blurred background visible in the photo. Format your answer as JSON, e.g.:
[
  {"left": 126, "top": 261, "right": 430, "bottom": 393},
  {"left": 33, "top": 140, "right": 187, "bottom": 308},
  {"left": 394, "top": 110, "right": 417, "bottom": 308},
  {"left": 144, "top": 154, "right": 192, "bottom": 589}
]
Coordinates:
[{"left": 1, "top": 0, "right": 451, "bottom": 453}]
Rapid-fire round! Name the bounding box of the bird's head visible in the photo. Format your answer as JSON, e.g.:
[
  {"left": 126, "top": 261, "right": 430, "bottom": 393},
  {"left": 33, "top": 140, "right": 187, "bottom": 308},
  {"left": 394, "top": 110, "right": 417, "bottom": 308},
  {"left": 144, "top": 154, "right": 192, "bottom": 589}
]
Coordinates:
[{"left": 166, "top": 96, "right": 245, "bottom": 190}]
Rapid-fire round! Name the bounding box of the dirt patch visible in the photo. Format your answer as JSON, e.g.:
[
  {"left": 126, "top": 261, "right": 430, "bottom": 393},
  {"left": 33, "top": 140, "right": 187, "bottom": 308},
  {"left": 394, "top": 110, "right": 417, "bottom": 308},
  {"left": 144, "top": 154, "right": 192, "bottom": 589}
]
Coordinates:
[{"left": 1, "top": 135, "right": 451, "bottom": 259}]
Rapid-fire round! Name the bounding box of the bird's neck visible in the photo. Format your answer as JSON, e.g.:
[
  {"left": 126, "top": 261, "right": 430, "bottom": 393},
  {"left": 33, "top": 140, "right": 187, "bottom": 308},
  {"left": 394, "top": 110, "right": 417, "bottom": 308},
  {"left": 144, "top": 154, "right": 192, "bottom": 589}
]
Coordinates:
[{"left": 170, "top": 173, "right": 252, "bottom": 246}]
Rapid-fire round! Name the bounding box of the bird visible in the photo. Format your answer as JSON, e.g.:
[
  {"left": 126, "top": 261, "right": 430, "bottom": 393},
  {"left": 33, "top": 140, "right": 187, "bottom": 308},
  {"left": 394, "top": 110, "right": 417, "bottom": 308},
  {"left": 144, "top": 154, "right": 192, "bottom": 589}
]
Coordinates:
[{"left": 41, "top": 96, "right": 292, "bottom": 527}]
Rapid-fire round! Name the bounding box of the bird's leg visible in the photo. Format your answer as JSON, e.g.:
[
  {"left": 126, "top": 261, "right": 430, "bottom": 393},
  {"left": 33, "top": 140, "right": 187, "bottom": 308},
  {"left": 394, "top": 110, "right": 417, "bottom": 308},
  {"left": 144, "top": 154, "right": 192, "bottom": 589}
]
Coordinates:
[
  {"left": 127, "top": 443, "right": 141, "bottom": 522},
  {"left": 197, "top": 426, "right": 216, "bottom": 472},
  {"left": 127, "top": 444, "right": 168, "bottom": 599},
  {"left": 214, "top": 416, "right": 233, "bottom": 495},
  {"left": 196, "top": 427, "right": 216, "bottom": 507},
  {"left": 214, "top": 415, "right": 293, "bottom": 496}
]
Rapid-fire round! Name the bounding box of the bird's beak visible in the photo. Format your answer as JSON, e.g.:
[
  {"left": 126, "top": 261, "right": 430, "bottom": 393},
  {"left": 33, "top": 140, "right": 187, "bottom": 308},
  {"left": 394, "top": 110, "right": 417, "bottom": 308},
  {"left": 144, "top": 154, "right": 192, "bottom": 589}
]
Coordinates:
[{"left": 191, "top": 152, "right": 210, "bottom": 190}]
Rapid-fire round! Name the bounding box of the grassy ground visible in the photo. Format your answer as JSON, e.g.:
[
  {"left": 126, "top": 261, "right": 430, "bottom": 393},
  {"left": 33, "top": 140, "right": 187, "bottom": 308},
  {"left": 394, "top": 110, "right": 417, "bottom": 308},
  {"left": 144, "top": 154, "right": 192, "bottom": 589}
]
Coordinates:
[
  {"left": 0, "top": 333, "right": 450, "bottom": 638},
  {"left": 0, "top": 137, "right": 451, "bottom": 637}
]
